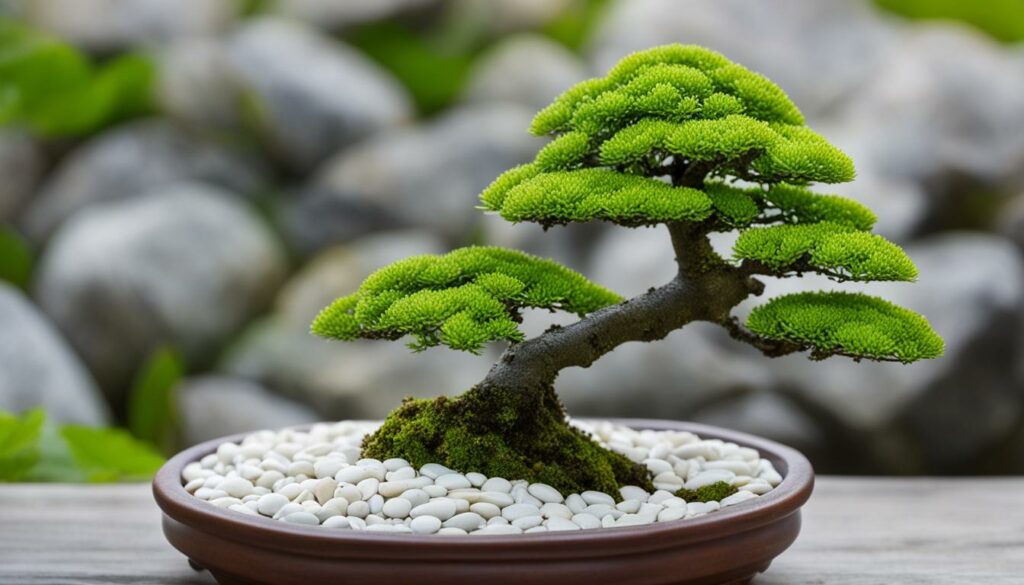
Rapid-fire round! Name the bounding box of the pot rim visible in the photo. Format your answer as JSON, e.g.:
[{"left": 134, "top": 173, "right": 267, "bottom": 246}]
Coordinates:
[{"left": 153, "top": 418, "right": 814, "bottom": 560}]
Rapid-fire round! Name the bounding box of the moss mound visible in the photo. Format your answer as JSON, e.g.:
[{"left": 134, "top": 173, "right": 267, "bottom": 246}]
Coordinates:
[
  {"left": 675, "top": 481, "right": 737, "bottom": 503},
  {"left": 362, "top": 384, "right": 651, "bottom": 495}
]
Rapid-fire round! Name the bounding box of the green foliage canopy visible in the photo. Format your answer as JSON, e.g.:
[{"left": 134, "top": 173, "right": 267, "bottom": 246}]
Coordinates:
[
  {"left": 313, "top": 247, "right": 621, "bottom": 353},
  {"left": 315, "top": 44, "right": 942, "bottom": 364}
]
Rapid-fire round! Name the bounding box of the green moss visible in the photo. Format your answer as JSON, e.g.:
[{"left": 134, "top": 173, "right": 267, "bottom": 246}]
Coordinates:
[
  {"left": 362, "top": 384, "right": 652, "bottom": 495},
  {"left": 675, "top": 481, "right": 737, "bottom": 503}
]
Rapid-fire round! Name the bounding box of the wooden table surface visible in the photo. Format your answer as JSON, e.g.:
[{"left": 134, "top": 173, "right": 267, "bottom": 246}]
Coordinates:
[{"left": 1, "top": 477, "right": 1021, "bottom": 584}]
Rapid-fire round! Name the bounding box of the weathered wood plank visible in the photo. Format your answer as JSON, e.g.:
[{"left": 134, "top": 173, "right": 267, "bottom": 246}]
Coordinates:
[{"left": 0, "top": 478, "right": 1021, "bottom": 584}]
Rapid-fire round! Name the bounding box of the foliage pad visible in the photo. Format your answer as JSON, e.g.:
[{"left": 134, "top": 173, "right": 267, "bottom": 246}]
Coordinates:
[
  {"left": 747, "top": 292, "right": 944, "bottom": 362},
  {"left": 312, "top": 246, "right": 621, "bottom": 352}
]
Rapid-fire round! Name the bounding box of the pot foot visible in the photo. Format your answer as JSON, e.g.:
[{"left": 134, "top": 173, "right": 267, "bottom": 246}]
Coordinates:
[{"left": 187, "top": 558, "right": 205, "bottom": 572}]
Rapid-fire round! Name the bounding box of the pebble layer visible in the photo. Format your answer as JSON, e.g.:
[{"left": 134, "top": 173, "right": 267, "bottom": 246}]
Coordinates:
[{"left": 182, "top": 420, "right": 781, "bottom": 535}]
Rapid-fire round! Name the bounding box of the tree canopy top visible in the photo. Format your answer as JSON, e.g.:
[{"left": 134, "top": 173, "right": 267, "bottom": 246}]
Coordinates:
[{"left": 313, "top": 44, "right": 943, "bottom": 365}]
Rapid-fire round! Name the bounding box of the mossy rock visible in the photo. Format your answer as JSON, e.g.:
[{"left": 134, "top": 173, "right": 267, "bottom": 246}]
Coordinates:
[{"left": 362, "top": 384, "right": 652, "bottom": 495}]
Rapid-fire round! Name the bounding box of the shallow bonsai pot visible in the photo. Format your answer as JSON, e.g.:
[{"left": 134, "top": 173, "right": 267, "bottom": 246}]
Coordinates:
[{"left": 153, "top": 419, "right": 813, "bottom": 585}]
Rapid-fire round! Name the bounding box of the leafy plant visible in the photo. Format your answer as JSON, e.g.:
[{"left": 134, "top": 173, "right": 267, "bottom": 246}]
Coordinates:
[
  {"left": 0, "top": 227, "right": 33, "bottom": 289},
  {"left": 346, "top": 21, "right": 477, "bottom": 115},
  {"left": 874, "top": 0, "right": 1024, "bottom": 43},
  {"left": 0, "top": 19, "right": 154, "bottom": 137},
  {"left": 127, "top": 346, "right": 184, "bottom": 455},
  {"left": 311, "top": 45, "right": 944, "bottom": 493},
  {"left": 0, "top": 409, "right": 164, "bottom": 483}
]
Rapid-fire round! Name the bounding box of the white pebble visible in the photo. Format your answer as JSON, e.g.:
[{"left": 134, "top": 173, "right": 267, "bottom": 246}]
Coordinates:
[
  {"left": 546, "top": 517, "right": 580, "bottom": 532},
  {"left": 382, "top": 497, "right": 413, "bottom": 519},
  {"left": 721, "top": 491, "right": 759, "bottom": 508},
  {"left": 527, "top": 483, "right": 564, "bottom": 504},
  {"left": 443, "top": 512, "right": 485, "bottom": 532},
  {"left": 218, "top": 477, "right": 254, "bottom": 499},
  {"left": 322, "top": 516, "right": 351, "bottom": 529},
  {"left": 410, "top": 499, "right": 457, "bottom": 522},
  {"left": 619, "top": 486, "right": 649, "bottom": 502},
  {"left": 572, "top": 514, "right": 601, "bottom": 530},
  {"left": 511, "top": 515, "right": 543, "bottom": 530},
  {"left": 419, "top": 463, "right": 453, "bottom": 479},
  {"left": 435, "top": 473, "right": 472, "bottom": 490},
  {"left": 581, "top": 491, "right": 615, "bottom": 506},
  {"left": 437, "top": 527, "right": 467, "bottom": 536},
  {"left": 282, "top": 512, "right": 320, "bottom": 525},
  {"left": 470, "top": 502, "right": 501, "bottom": 519},
  {"left": 540, "top": 503, "right": 573, "bottom": 520},
  {"left": 466, "top": 472, "right": 487, "bottom": 487},
  {"left": 410, "top": 515, "right": 442, "bottom": 534},
  {"left": 502, "top": 503, "right": 541, "bottom": 521},
  {"left": 348, "top": 500, "right": 370, "bottom": 519},
  {"left": 481, "top": 477, "right": 512, "bottom": 493},
  {"left": 257, "top": 493, "right": 290, "bottom": 516}
]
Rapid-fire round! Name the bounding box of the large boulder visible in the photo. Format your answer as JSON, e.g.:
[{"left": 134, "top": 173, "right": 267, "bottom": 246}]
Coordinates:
[
  {"left": 284, "top": 104, "right": 538, "bottom": 255},
  {"left": 176, "top": 375, "right": 319, "bottom": 445},
  {"left": 590, "top": 0, "right": 897, "bottom": 120},
  {"left": 224, "top": 18, "right": 412, "bottom": 172},
  {"left": 221, "top": 230, "right": 491, "bottom": 418},
  {"left": 0, "top": 283, "right": 109, "bottom": 425},
  {"left": 463, "top": 35, "right": 589, "bottom": 111},
  {"left": 20, "top": 119, "right": 267, "bottom": 244},
  {"left": 22, "top": 0, "right": 240, "bottom": 52},
  {"left": 0, "top": 130, "right": 43, "bottom": 223},
  {"left": 34, "top": 183, "right": 288, "bottom": 399}
]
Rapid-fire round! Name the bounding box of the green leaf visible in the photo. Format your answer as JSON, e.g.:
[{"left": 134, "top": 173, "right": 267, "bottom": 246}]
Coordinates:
[
  {"left": 0, "top": 227, "right": 33, "bottom": 289},
  {"left": 0, "top": 409, "right": 44, "bottom": 481},
  {"left": 0, "top": 19, "right": 154, "bottom": 137},
  {"left": 126, "top": 346, "right": 183, "bottom": 455},
  {"left": 60, "top": 425, "right": 165, "bottom": 482},
  {"left": 346, "top": 21, "right": 476, "bottom": 116}
]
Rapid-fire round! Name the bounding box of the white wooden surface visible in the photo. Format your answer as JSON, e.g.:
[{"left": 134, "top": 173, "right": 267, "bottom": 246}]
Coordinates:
[{"left": 0, "top": 477, "right": 1021, "bottom": 584}]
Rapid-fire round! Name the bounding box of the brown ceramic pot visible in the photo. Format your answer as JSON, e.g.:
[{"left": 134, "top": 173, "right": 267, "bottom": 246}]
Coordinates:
[{"left": 153, "top": 419, "right": 813, "bottom": 585}]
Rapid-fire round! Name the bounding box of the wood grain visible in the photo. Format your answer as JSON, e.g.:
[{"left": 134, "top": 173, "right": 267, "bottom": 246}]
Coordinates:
[{"left": 0, "top": 477, "right": 1021, "bottom": 584}]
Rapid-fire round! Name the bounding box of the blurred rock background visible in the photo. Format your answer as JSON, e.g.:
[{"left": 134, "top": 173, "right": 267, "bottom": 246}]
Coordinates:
[{"left": 2, "top": 0, "right": 1023, "bottom": 476}]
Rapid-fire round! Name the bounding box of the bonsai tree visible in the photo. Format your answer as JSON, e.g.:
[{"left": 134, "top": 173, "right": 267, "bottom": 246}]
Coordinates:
[{"left": 312, "top": 45, "right": 943, "bottom": 494}]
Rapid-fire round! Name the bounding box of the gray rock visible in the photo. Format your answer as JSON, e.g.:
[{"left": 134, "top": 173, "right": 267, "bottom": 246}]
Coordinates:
[
  {"left": 34, "top": 183, "right": 287, "bottom": 398},
  {"left": 269, "top": 0, "right": 437, "bottom": 29},
  {"left": 0, "top": 130, "right": 43, "bottom": 223},
  {"left": 221, "top": 230, "right": 491, "bottom": 418},
  {"left": 21, "top": 119, "right": 267, "bottom": 244},
  {"left": 286, "top": 103, "right": 539, "bottom": 254},
  {"left": 463, "top": 35, "right": 589, "bottom": 111},
  {"left": 0, "top": 283, "right": 109, "bottom": 425},
  {"left": 177, "top": 375, "right": 319, "bottom": 445},
  {"left": 156, "top": 39, "right": 241, "bottom": 132},
  {"left": 590, "top": 0, "right": 897, "bottom": 120},
  {"left": 22, "top": 0, "right": 240, "bottom": 52},
  {"left": 225, "top": 18, "right": 412, "bottom": 172},
  {"left": 833, "top": 27, "right": 1024, "bottom": 189},
  {"left": 998, "top": 193, "right": 1024, "bottom": 252},
  {"left": 734, "top": 233, "right": 1024, "bottom": 472}
]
